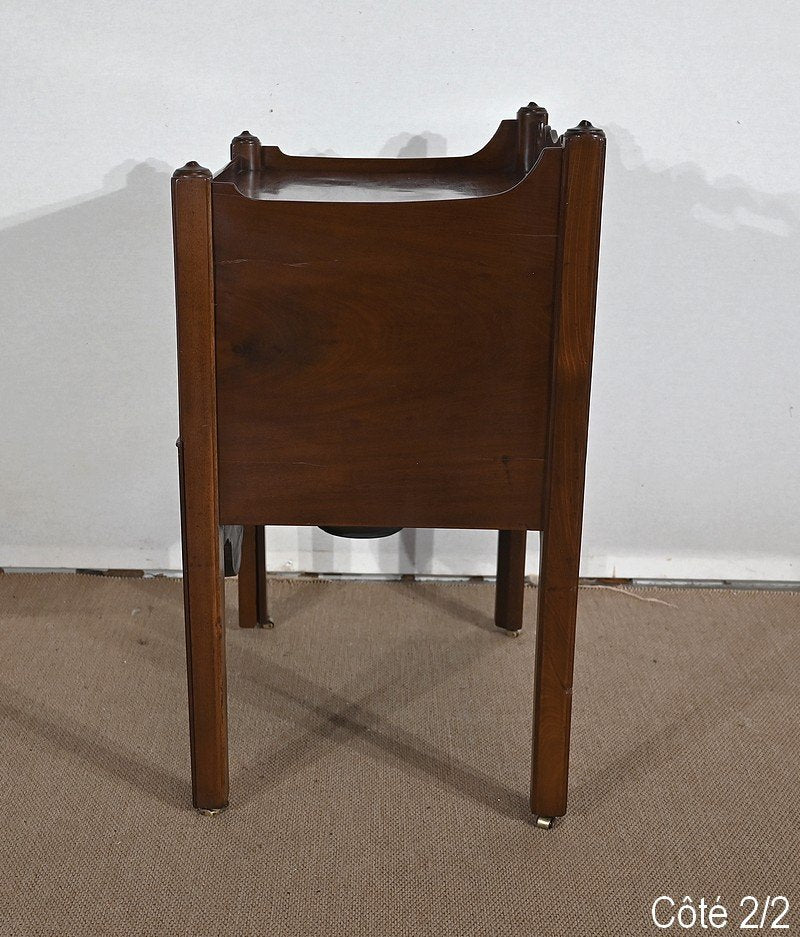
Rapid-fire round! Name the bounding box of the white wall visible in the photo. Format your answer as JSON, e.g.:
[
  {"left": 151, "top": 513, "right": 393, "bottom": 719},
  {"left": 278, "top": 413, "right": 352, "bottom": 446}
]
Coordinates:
[{"left": 2, "top": 1, "right": 799, "bottom": 579}]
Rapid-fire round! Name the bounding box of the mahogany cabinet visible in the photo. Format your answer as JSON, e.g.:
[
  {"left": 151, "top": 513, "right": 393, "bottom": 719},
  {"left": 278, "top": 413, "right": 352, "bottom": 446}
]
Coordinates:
[{"left": 172, "top": 102, "right": 606, "bottom": 825}]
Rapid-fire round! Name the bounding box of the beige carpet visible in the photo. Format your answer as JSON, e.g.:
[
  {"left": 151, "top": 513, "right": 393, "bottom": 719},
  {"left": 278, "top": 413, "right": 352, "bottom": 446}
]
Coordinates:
[{"left": 0, "top": 574, "right": 797, "bottom": 936}]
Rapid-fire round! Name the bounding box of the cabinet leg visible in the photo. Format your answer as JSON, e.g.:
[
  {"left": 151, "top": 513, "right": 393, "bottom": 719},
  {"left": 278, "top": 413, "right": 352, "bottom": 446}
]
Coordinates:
[
  {"left": 494, "top": 530, "right": 526, "bottom": 633},
  {"left": 529, "top": 123, "right": 605, "bottom": 818},
  {"left": 178, "top": 444, "right": 229, "bottom": 812},
  {"left": 238, "top": 526, "right": 272, "bottom": 628},
  {"left": 530, "top": 528, "right": 580, "bottom": 818},
  {"left": 255, "top": 526, "right": 272, "bottom": 627},
  {"left": 173, "top": 163, "right": 229, "bottom": 812}
]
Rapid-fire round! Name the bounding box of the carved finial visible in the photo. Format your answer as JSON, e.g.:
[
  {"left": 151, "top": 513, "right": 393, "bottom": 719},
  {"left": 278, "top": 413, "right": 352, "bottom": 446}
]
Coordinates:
[
  {"left": 519, "top": 101, "right": 548, "bottom": 119},
  {"left": 565, "top": 119, "right": 605, "bottom": 139},
  {"left": 230, "top": 130, "right": 262, "bottom": 169},
  {"left": 517, "top": 102, "right": 551, "bottom": 172},
  {"left": 172, "top": 161, "right": 211, "bottom": 179}
]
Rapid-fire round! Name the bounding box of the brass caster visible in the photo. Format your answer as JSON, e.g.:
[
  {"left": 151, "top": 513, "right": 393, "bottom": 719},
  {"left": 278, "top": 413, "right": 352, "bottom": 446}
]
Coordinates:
[
  {"left": 495, "top": 626, "right": 522, "bottom": 638},
  {"left": 535, "top": 815, "right": 555, "bottom": 830},
  {"left": 196, "top": 807, "right": 225, "bottom": 817},
  {"left": 260, "top": 618, "right": 275, "bottom": 630}
]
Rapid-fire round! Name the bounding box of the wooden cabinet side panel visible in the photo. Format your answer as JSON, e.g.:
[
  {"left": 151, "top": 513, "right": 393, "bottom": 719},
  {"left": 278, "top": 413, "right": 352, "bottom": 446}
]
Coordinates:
[{"left": 213, "top": 150, "right": 563, "bottom": 529}]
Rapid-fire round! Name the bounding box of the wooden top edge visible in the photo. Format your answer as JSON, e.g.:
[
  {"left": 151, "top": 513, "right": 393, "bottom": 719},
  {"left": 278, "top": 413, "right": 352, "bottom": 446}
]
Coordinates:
[
  {"left": 209, "top": 145, "right": 563, "bottom": 206},
  {"left": 188, "top": 109, "right": 605, "bottom": 189},
  {"left": 251, "top": 119, "right": 519, "bottom": 166}
]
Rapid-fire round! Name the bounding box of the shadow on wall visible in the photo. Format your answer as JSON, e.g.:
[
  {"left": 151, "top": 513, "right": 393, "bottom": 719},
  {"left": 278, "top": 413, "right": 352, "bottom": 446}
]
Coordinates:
[
  {"left": 585, "top": 126, "right": 800, "bottom": 574},
  {"left": 0, "top": 133, "right": 448, "bottom": 573},
  {"left": 378, "top": 132, "right": 447, "bottom": 158},
  {"left": 0, "top": 162, "right": 180, "bottom": 568},
  {"left": 301, "top": 131, "right": 447, "bottom": 160},
  {"left": 1, "top": 127, "right": 798, "bottom": 575}
]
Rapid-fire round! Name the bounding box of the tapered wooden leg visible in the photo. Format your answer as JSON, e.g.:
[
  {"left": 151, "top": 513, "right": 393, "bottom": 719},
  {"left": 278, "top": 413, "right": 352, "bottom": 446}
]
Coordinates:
[
  {"left": 530, "top": 122, "right": 606, "bottom": 820},
  {"left": 255, "top": 526, "right": 272, "bottom": 626},
  {"left": 173, "top": 162, "right": 229, "bottom": 812},
  {"left": 494, "top": 530, "right": 526, "bottom": 632},
  {"left": 530, "top": 528, "right": 580, "bottom": 818},
  {"left": 238, "top": 527, "right": 257, "bottom": 629},
  {"left": 178, "top": 443, "right": 228, "bottom": 811},
  {"left": 238, "top": 526, "right": 272, "bottom": 628}
]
